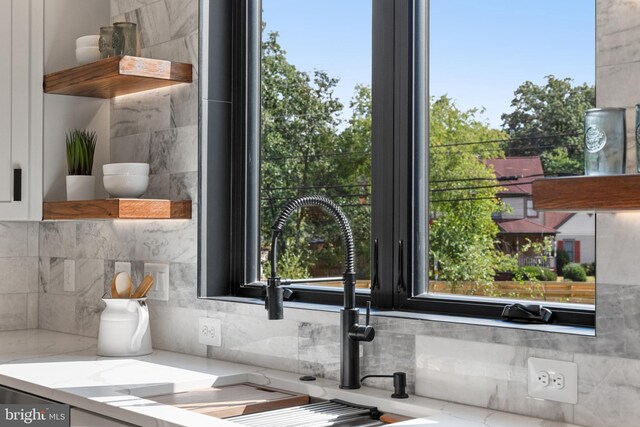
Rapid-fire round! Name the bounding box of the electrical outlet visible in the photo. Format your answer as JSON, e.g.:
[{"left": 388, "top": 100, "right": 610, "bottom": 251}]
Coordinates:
[
  {"left": 114, "top": 262, "right": 131, "bottom": 278},
  {"left": 198, "top": 317, "right": 221, "bottom": 347},
  {"left": 64, "top": 260, "right": 75, "bottom": 291},
  {"left": 528, "top": 357, "right": 577, "bottom": 404},
  {"left": 536, "top": 371, "right": 549, "bottom": 387},
  {"left": 550, "top": 372, "right": 565, "bottom": 389},
  {"left": 143, "top": 263, "right": 169, "bottom": 301}
]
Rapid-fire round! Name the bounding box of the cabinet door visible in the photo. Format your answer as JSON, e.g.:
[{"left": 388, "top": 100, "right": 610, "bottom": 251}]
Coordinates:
[
  {"left": 0, "top": 0, "right": 11, "bottom": 202},
  {"left": 0, "top": 0, "right": 43, "bottom": 220}
]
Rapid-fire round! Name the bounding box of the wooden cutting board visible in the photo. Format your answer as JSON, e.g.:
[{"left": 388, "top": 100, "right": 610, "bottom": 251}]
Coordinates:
[{"left": 148, "top": 383, "right": 310, "bottom": 419}]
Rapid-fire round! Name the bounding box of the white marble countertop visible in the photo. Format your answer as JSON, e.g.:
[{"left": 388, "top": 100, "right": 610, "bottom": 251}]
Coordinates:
[{"left": 0, "top": 330, "right": 584, "bottom": 427}]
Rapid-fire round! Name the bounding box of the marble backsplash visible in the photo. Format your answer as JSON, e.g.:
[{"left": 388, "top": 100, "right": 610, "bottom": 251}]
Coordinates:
[
  {"left": 0, "top": 0, "right": 630, "bottom": 426},
  {"left": 0, "top": 223, "right": 39, "bottom": 332}
]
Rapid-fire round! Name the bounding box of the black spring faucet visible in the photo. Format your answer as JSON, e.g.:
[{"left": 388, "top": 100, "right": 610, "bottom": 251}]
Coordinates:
[{"left": 266, "top": 195, "right": 375, "bottom": 389}]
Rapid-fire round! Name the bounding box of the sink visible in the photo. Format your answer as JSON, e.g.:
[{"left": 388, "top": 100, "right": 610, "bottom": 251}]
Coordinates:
[
  {"left": 227, "top": 398, "right": 385, "bottom": 427},
  {"left": 137, "top": 382, "right": 392, "bottom": 426},
  {"left": 121, "top": 371, "right": 428, "bottom": 425}
]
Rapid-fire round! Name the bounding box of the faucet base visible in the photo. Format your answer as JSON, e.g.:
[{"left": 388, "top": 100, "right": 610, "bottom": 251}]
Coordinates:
[{"left": 340, "top": 308, "right": 361, "bottom": 389}]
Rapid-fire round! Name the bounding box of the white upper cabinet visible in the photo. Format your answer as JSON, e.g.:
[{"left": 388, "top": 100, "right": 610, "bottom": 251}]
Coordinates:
[{"left": 0, "top": 0, "right": 44, "bottom": 220}]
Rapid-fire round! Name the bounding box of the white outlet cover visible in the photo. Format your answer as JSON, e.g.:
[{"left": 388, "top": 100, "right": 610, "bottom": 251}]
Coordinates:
[
  {"left": 144, "top": 263, "right": 169, "bottom": 301},
  {"left": 64, "top": 260, "right": 75, "bottom": 292},
  {"left": 198, "top": 317, "right": 222, "bottom": 347},
  {"left": 528, "top": 357, "right": 577, "bottom": 404}
]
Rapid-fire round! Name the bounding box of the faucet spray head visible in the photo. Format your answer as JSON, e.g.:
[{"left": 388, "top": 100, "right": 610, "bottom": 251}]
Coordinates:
[{"left": 266, "top": 276, "right": 284, "bottom": 320}]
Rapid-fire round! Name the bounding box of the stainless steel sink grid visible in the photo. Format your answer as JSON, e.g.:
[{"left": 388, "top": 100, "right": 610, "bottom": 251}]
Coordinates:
[{"left": 228, "top": 399, "right": 384, "bottom": 427}]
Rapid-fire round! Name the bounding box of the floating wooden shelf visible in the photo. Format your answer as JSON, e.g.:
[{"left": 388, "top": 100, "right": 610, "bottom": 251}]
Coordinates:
[
  {"left": 43, "top": 199, "right": 192, "bottom": 220},
  {"left": 532, "top": 174, "right": 640, "bottom": 212},
  {"left": 43, "top": 56, "right": 192, "bottom": 98}
]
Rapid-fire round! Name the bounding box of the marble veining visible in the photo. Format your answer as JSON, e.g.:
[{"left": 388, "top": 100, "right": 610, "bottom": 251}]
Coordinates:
[{"left": 0, "top": 329, "right": 585, "bottom": 427}]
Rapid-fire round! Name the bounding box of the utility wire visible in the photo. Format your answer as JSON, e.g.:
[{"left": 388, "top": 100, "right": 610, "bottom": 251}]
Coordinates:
[
  {"left": 264, "top": 183, "right": 371, "bottom": 191},
  {"left": 430, "top": 181, "right": 538, "bottom": 193},
  {"left": 431, "top": 174, "right": 544, "bottom": 183},
  {"left": 430, "top": 196, "right": 501, "bottom": 203},
  {"left": 433, "top": 133, "right": 582, "bottom": 148}
]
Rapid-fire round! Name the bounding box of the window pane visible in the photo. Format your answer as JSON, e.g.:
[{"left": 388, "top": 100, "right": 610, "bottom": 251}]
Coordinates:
[
  {"left": 260, "top": 1, "right": 372, "bottom": 287},
  {"left": 427, "top": 0, "right": 595, "bottom": 305}
]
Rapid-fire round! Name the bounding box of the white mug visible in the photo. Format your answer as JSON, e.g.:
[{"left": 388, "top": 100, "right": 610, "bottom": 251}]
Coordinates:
[{"left": 97, "top": 298, "right": 152, "bottom": 357}]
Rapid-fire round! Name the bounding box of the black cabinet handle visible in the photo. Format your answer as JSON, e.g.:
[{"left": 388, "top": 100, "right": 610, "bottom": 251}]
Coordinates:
[
  {"left": 13, "top": 169, "right": 21, "bottom": 202},
  {"left": 371, "top": 239, "right": 379, "bottom": 291},
  {"left": 396, "top": 240, "right": 405, "bottom": 294}
]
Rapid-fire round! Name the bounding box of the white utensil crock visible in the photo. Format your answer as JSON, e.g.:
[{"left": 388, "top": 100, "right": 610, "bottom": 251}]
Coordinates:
[{"left": 97, "top": 298, "right": 152, "bottom": 357}]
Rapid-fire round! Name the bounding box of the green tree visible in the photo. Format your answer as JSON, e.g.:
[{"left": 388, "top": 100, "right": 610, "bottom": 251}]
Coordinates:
[
  {"left": 260, "top": 31, "right": 372, "bottom": 280},
  {"left": 429, "top": 96, "right": 516, "bottom": 284},
  {"left": 501, "top": 75, "right": 595, "bottom": 175}
]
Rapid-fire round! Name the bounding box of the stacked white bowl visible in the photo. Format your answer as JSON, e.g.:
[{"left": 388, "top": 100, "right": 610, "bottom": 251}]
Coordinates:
[
  {"left": 76, "top": 35, "right": 101, "bottom": 65},
  {"left": 103, "top": 163, "right": 150, "bottom": 198}
]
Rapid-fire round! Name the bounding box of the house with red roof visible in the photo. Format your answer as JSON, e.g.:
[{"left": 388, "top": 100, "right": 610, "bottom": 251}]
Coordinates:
[{"left": 484, "top": 157, "right": 595, "bottom": 270}]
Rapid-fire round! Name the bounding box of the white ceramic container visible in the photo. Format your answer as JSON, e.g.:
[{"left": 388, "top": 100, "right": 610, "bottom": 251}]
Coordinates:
[
  {"left": 76, "top": 46, "right": 100, "bottom": 65},
  {"left": 97, "top": 298, "right": 152, "bottom": 357},
  {"left": 103, "top": 174, "right": 149, "bottom": 198},
  {"left": 75, "top": 35, "right": 100, "bottom": 48},
  {"left": 66, "top": 175, "right": 95, "bottom": 201},
  {"left": 103, "top": 163, "right": 150, "bottom": 176}
]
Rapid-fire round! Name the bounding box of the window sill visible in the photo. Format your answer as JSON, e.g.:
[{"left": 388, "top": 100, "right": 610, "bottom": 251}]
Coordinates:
[{"left": 204, "top": 296, "right": 595, "bottom": 337}]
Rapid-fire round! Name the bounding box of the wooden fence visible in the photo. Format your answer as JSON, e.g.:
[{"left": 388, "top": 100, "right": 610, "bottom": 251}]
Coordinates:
[
  {"left": 430, "top": 281, "right": 595, "bottom": 304},
  {"left": 297, "top": 280, "right": 595, "bottom": 305}
]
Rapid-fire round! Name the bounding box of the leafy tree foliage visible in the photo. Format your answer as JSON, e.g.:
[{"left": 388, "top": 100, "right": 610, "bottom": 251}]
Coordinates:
[
  {"left": 260, "top": 31, "right": 371, "bottom": 280},
  {"left": 501, "top": 75, "right": 595, "bottom": 176},
  {"left": 429, "top": 96, "right": 516, "bottom": 284}
]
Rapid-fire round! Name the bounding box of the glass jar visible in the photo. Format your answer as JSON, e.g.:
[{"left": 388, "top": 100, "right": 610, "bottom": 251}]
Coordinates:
[
  {"left": 112, "top": 22, "right": 139, "bottom": 56},
  {"left": 99, "top": 26, "right": 114, "bottom": 59},
  {"left": 584, "top": 108, "right": 626, "bottom": 176}
]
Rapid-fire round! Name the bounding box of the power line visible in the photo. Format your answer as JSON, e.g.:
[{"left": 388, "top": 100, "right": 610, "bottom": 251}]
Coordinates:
[
  {"left": 430, "top": 181, "right": 538, "bottom": 193},
  {"left": 431, "top": 174, "right": 544, "bottom": 183},
  {"left": 433, "top": 133, "right": 582, "bottom": 148},
  {"left": 264, "top": 151, "right": 369, "bottom": 161},
  {"left": 263, "top": 183, "right": 371, "bottom": 191},
  {"left": 430, "top": 196, "right": 500, "bottom": 203}
]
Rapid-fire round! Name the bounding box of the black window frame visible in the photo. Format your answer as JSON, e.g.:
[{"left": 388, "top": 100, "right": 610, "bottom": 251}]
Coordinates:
[{"left": 199, "top": 0, "right": 595, "bottom": 328}]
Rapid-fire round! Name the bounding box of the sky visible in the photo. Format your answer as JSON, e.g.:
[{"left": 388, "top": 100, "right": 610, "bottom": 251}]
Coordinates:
[{"left": 263, "top": 0, "right": 595, "bottom": 129}]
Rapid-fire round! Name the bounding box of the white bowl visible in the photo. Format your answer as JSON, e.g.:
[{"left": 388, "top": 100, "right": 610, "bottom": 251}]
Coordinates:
[
  {"left": 103, "top": 175, "right": 149, "bottom": 198},
  {"left": 76, "top": 35, "right": 100, "bottom": 48},
  {"left": 103, "top": 163, "right": 150, "bottom": 176},
  {"left": 76, "top": 47, "right": 100, "bottom": 65}
]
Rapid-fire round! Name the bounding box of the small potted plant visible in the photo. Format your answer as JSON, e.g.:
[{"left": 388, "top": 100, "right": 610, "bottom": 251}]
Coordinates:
[{"left": 65, "top": 129, "right": 97, "bottom": 201}]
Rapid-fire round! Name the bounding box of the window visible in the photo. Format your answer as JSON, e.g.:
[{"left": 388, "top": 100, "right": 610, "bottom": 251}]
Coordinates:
[
  {"left": 200, "top": 0, "right": 594, "bottom": 327},
  {"left": 563, "top": 240, "right": 575, "bottom": 263},
  {"left": 259, "top": 0, "right": 372, "bottom": 289},
  {"left": 526, "top": 199, "right": 538, "bottom": 218},
  {"left": 425, "top": 0, "right": 596, "bottom": 313}
]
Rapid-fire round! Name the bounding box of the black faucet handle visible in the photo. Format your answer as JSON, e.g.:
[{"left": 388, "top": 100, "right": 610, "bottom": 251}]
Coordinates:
[
  {"left": 365, "top": 301, "right": 371, "bottom": 325},
  {"left": 349, "top": 303, "right": 375, "bottom": 342}
]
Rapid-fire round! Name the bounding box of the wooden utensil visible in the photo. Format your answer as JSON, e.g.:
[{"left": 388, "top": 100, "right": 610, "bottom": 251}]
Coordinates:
[
  {"left": 112, "top": 272, "right": 133, "bottom": 298},
  {"left": 131, "top": 274, "right": 154, "bottom": 299}
]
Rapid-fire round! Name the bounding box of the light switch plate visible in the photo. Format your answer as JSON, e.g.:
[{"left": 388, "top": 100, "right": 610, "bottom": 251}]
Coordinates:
[
  {"left": 143, "top": 263, "right": 169, "bottom": 301},
  {"left": 528, "top": 357, "right": 578, "bottom": 404},
  {"left": 199, "top": 317, "right": 221, "bottom": 347},
  {"left": 114, "top": 262, "right": 131, "bottom": 278},
  {"left": 64, "top": 260, "right": 75, "bottom": 292}
]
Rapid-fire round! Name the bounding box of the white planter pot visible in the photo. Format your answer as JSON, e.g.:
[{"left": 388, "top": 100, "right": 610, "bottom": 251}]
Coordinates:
[{"left": 66, "top": 175, "right": 95, "bottom": 201}]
